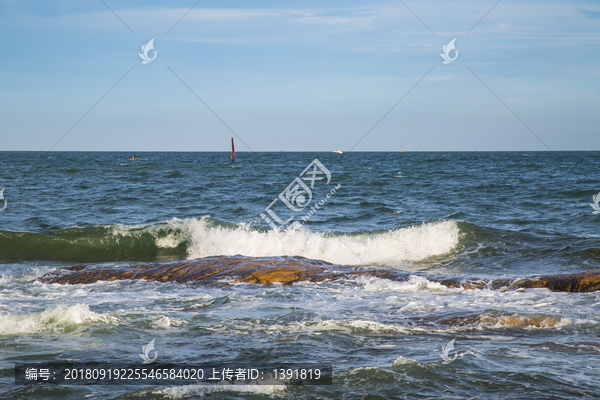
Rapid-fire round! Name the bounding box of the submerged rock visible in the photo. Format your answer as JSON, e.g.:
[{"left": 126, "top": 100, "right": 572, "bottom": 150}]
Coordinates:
[
  {"left": 433, "top": 310, "right": 567, "bottom": 328},
  {"left": 39, "top": 255, "right": 600, "bottom": 293}
]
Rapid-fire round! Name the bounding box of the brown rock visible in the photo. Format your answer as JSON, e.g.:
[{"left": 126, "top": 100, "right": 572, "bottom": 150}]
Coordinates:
[
  {"left": 433, "top": 310, "right": 565, "bottom": 328},
  {"left": 41, "top": 256, "right": 356, "bottom": 286},
  {"left": 39, "top": 255, "right": 600, "bottom": 293}
]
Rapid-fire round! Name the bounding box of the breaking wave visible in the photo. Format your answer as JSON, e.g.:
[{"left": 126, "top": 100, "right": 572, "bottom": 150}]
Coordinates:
[
  {"left": 0, "top": 217, "right": 460, "bottom": 266},
  {"left": 0, "top": 303, "right": 117, "bottom": 336}
]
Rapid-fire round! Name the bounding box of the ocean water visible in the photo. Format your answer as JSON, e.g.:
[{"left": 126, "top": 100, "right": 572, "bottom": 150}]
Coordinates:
[{"left": 1, "top": 151, "right": 600, "bottom": 399}]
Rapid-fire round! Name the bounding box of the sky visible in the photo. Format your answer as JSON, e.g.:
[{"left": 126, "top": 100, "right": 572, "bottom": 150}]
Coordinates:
[{"left": 0, "top": 0, "right": 598, "bottom": 152}]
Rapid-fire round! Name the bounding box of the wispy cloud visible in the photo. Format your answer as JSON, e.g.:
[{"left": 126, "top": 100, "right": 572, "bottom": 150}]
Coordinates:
[
  {"left": 179, "top": 7, "right": 380, "bottom": 31},
  {"left": 179, "top": 9, "right": 283, "bottom": 22},
  {"left": 577, "top": 8, "right": 600, "bottom": 19}
]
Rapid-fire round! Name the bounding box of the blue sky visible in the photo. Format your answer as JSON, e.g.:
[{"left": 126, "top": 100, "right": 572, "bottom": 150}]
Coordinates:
[{"left": 0, "top": 0, "right": 598, "bottom": 151}]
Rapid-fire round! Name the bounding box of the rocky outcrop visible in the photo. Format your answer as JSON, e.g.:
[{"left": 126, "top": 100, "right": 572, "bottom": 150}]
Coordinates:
[
  {"left": 431, "top": 310, "right": 566, "bottom": 328},
  {"left": 513, "top": 270, "right": 600, "bottom": 293},
  {"left": 39, "top": 255, "right": 600, "bottom": 293}
]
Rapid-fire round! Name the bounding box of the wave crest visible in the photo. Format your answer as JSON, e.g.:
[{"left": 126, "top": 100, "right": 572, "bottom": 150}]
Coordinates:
[
  {"left": 0, "top": 217, "right": 460, "bottom": 266},
  {"left": 0, "top": 304, "right": 117, "bottom": 335},
  {"left": 183, "top": 217, "right": 460, "bottom": 266}
]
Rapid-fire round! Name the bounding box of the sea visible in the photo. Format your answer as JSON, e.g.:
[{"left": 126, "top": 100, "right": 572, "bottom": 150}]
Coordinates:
[{"left": 1, "top": 151, "right": 599, "bottom": 399}]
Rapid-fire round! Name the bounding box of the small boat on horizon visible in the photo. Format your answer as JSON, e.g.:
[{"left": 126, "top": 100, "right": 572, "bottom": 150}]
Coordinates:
[{"left": 332, "top": 150, "right": 343, "bottom": 154}]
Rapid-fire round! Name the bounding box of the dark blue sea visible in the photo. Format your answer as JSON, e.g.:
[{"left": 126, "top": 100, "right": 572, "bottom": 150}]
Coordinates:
[{"left": 1, "top": 151, "right": 600, "bottom": 399}]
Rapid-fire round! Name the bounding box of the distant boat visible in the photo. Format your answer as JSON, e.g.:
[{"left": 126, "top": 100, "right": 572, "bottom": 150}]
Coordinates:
[
  {"left": 332, "top": 150, "right": 343, "bottom": 154},
  {"left": 230, "top": 138, "right": 235, "bottom": 162},
  {"left": 128, "top": 155, "right": 138, "bottom": 161}
]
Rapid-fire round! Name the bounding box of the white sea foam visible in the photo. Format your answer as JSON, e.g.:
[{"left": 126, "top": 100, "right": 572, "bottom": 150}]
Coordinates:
[
  {"left": 355, "top": 275, "right": 448, "bottom": 293},
  {"left": 69, "top": 217, "right": 460, "bottom": 267},
  {"left": 0, "top": 273, "right": 12, "bottom": 285},
  {"left": 261, "top": 319, "right": 409, "bottom": 335},
  {"left": 0, "top": 303, "right": 116, "bottom": 335},
  {"left": 154, "top": 383, "right": 285, "bottom": 398},
  {"left": 20, "top": 267, "right": 55, "bottom": 282},
  {"left": 168, "top": 217, "right": 460, "bottom": 266},
  {"left": 154, "top": 315, "right": 185, "bottom": 328},
  {"left": 391, "top": 355, "right": 422, "bottom": 367}
]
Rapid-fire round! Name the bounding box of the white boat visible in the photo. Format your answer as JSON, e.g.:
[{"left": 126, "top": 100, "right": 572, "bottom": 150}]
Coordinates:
[{"left": 332, "top": 150, "right": 343, "bottom": 154}]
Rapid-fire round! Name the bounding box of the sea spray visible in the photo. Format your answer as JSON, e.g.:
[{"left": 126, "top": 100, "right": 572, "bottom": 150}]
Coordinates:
[{"left": 183, "top": 217, "right": 460, "bottom": 266}]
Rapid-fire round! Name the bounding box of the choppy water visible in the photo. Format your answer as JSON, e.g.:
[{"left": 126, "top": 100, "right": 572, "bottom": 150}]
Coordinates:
[{"left": 1, "top": 151, "right": 600, "bottom": 399}]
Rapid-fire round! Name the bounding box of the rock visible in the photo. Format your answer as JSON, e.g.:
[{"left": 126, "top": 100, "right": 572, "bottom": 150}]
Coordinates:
[
  {"left": 516, "top": 270, "right": 600, "bottom": 293},
  {"left": 39, "top": 255, "right": 600, "bottom": 293},
  {"left": 40, "top": 256, "right": 353, "bottom": 286},
  {"left": 433, "top": 310, "right": 565, "bottom": 328}
]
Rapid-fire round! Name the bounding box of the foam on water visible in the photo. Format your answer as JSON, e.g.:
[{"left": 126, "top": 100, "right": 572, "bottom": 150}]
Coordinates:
[
  {"left": 177, "top": 217, "right": 460, "bottom": 266},
  {"left": 0, "top": 304, "right": 117, "bottom": 335},
  {"left": 154, "top": 315, "right": 186, "bottom": 328},
  {"left": 261, "top": 319, "right": 409, "bottom": 335},
  {"left": 354, "top": 275, "right": 449, "bottom": 293},
  {"left": 153, "top": 383, "right": 286, "bottom": 399},
  {"left": 391, "top": 355, "right": 422, "bottom": 367}
]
